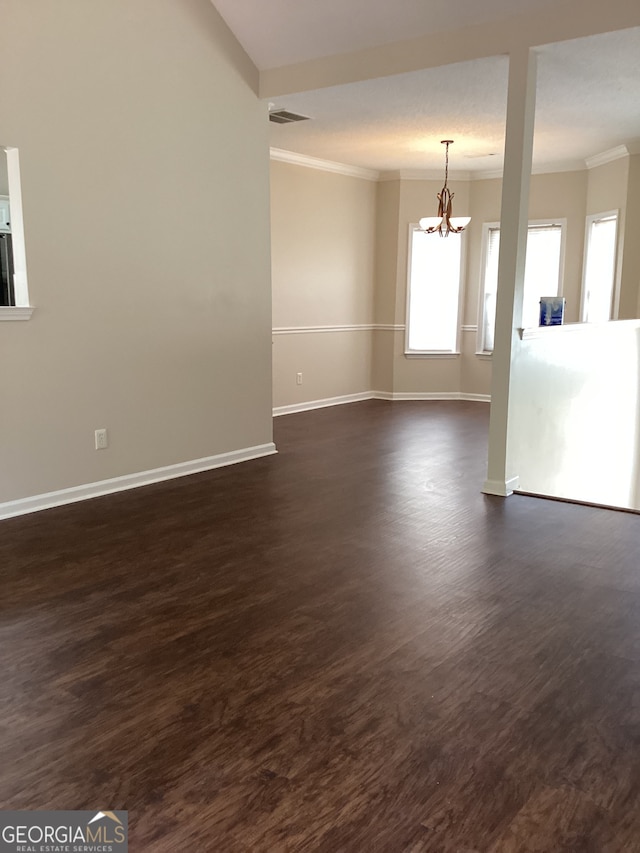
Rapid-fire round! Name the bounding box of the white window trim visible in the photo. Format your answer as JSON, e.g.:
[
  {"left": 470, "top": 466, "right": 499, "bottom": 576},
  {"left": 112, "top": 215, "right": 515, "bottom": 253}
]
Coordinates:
[
  {"left": 475, "top": 221, "right": 500, "bottom": 355},
  {"left": 404, "top": 223, "right": 466, "bottom": 357},
  {"left": 476, "top": 218, "right": 567, "bottom": 353},
  {"left": 1, "top": 146, "right": 33, "bottom": 319},
  {"left": 580, "top": 209, "right": 619, "bottom": 323},
  {"left": 0, "top": 306, "right": 34, "bottom": 321}
]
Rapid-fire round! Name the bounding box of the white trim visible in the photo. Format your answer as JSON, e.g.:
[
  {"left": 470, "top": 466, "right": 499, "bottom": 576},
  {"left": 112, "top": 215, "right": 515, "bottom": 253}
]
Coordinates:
[
  {"left": 0, "top": 306, "right": 34, "bottom": 321},
  {"left": 4, "top": 147, "right": 30, "bottom": 307},
  {"left": 482, "top": 476, "right": 519, "bottom": 497},
  {"left": 529, "top": 160, "right": 585, "bottom": 176},
  {"left": 478, "top": 218, "right": 567, "bottom": 351},
  {"left": 476, "top": 220, "right": 498, "bottom": 353},
  {"left": 272, "top": 324, "right": 404, "bottom": 335},
  {"left": 379, "top": 169, "right": 473, "bottom": 182},
  {"left": 273, "top": 392, "right": 372, "bottom": 416},
  {"left": 404, "top": 351, "right": 460, "bottom": 359},
  {"left": 405, "top": 223, "right": 466, "bottom": 357},
  {"left": 271, "top": 145, "right": 634, "bottom": 184},
  {"left": 580, "top": 209, "right": 620, "bottom": 322},
  {"left": 373, "top": 391, "right": 490, "bottom": 402},
  {"left": 518, "top": 318, "right": 640, "bottom": 340},
  {"left": 585, "top": 145, "right": 631, "bottom": 170},
  {"left": 470, "top": 160, "right": 586, "bottom": 181},
  {"left": 461, "top": 393, "right": 491, "bottom": 402},
  {"left": 475, "top": 351, "right": 492, "bottom": 360},
  {"left": 270, "top": 148, "right": 379, "bottom": 181},
  {"left": 472, "top": 169, "right": 503, "bottom": 181},
  {"left": 461, "top": 325, "right": 478, "bottom": 332},
  {"left": 274, "top": 391, "right": 490, "bottom": 415},
  {"left": 0, "top": 443, "right": 278, "bottom": 521}
]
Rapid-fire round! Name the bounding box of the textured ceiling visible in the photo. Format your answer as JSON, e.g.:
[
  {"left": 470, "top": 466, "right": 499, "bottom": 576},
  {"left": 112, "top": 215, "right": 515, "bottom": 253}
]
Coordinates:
[
  {"left": 209, "top": 0, "right": 640, "bottom": 174},
  {"left": 267, "top": 28, "right": 640, "bottom": 173},
  {"left": 268, "top": 57, "right": 509, "bottom": 174},
  {"left": 212, "top": 0, "right": 559, "bottom": 71}
]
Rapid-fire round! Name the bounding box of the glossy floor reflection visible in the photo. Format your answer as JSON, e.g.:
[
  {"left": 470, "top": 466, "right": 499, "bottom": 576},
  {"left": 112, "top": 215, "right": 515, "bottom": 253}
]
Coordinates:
[{"left": 1, "top": 401, "right": 639, "bottom": 852}]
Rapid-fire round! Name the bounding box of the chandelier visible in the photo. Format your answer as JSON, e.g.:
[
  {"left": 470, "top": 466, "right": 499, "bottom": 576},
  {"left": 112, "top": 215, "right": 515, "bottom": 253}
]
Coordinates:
[{"left": 419, "top": 140, "right": 471, "bottom": 237}]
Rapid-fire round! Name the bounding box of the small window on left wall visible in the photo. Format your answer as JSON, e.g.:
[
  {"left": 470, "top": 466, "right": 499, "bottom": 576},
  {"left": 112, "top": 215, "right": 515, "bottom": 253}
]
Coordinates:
[{"left": 0, "top": 146, "right": 32, "bottom": 319}]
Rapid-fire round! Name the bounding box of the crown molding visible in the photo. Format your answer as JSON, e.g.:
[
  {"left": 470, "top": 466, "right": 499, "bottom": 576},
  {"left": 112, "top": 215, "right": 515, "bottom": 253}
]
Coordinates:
[
  {"left": 533, "top": 159, "right": 586, "bottom": 174},
  {"left": 471, "top": 159, "right": 586, "bottom": 181},
  {"left": 379, "top": 168, "right": 473, "bottom": 182},
  {"left": 272, "top": 145, "right": 639, "bottom": 183},
  {"left": 270, "top": 148, "right": 379, "bottom": 181},
  {"left": 470, "top": 168, "right": 503, "bottom": 180},
  {"left": 585, "top": 145, "right": 631, "bottom": 170}
]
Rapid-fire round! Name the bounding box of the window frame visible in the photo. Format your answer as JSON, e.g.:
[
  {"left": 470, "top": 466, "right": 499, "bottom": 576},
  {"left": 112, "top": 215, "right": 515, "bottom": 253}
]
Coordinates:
[
  {"left": 0, "top": 146, "right": 32, "bottom": 321},
  {"left": 580, "top": 209, "right": 619, "bottom": 324},
  {"left": 404, "top": 223, "right": 466, "bottom": 358},
  {"left": 476, "top": 218, "right": 567, "bottom": 354}
]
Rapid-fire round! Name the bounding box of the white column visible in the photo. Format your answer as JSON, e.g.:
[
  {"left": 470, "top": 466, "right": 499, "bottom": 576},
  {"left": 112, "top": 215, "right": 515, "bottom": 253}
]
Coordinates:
[{"left": 483, "top": 47, "right": 537, "bottom": 497}]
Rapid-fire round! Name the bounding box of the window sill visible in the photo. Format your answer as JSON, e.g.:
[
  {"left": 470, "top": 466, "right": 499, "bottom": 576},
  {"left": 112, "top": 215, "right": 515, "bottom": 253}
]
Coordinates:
[
  {"left": 0, "top": 306, "right": 34, "bottom": 321},
  {"left": 475, "top": 351, "right": 492, "bottom": 360},
  {"left": 404, "top": 351, "right": 460, "bottom": 359}
]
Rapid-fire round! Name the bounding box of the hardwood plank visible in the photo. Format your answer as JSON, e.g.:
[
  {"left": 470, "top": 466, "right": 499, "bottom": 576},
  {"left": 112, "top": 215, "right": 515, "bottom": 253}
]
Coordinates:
[{"left": 1, "top": 401, "right": 639, "bottom": 851}]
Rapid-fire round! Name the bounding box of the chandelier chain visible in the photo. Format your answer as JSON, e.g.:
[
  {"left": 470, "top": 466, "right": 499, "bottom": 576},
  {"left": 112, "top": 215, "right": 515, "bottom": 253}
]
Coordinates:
[
  {"left": 418, "top": 138, "right": 470, "bottom": 237},
  {"left": 444, "top": 141, "right": 450, "bottom": 188}
]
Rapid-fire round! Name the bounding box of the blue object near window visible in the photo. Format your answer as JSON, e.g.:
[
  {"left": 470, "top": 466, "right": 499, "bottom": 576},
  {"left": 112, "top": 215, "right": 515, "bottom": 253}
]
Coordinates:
[{"left": 539, "top": 296, "right": 566, "bottom": 326}]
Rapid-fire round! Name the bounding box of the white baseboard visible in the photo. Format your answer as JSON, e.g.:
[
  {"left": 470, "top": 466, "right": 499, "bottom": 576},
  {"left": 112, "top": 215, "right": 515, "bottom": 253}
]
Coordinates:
[
  {"left": 373, "top": 391, "right": 491, "bottom": 403},
  {"left": 482, "top": 476, "right": 520, "bottom": 497},
  {"left": 461, "top": 393, "right": 491, "bottom": 403},
  {"left": 273, "top": 392, "right": 373, "bottom": 416},
  {"left": 0, "top": 443, "right": 278, "bottom": 521},
  {"left": 273, "top": 391, "right": 490, "bottom": 415}
]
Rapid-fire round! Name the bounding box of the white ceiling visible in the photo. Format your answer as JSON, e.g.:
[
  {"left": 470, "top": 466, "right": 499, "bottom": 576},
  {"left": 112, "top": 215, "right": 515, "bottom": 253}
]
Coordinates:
[
  {"left": 268, "top": 57, "right": 510, "bottom": 174},
  {"left": 210, "top": 1, "right": 640, "bottom": 174},
  {"left": 212, "top": 0, "right": 559, "bottom": 71}
]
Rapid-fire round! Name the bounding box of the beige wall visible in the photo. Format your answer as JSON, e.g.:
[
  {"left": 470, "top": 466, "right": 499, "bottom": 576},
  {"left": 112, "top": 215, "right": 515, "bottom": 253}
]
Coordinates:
[
  {"left": 528, "top": 171, "right": 587, "bottom": 324},
  {"left": 270, "top": 159, "right": 376, "bottom": 408},
  {"left": 273, "top": 154, "right": 637, "bottom": 410},
  {"left": 2, "top": 0, "right": 273, "bottom": 505},
  {"left": 371, "top": 180, "right": 400, "bottom": 392},
  {"left": 586, "top": 157, "right": 629, "bottom": 215},
  {"left": 273, "top": 330, "right": 372, "bottom": 408},
  {"left": 374, "top": 180, "right": 400, "bottom": 325}
]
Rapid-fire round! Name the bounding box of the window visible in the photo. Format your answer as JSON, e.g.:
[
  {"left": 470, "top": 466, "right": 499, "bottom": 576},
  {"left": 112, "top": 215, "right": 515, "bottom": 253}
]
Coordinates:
[
  {"left": 406, "top": 225, "right": 463, "bottom": 355},
  {"left": 478, "top": 220, "right": 565, "bottom": 352},
  {"left": 0, "top": 146, "right": 31, "bottom": 319},
  {"left": 581, "top": 211, "right": 618, "bottom": 323}
]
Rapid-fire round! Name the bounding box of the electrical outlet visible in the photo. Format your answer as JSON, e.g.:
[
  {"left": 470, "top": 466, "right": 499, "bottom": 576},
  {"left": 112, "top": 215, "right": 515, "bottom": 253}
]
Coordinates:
[
  {"left": 296, "top": 372, "right": 303, "bottom": 385},
  {"left": 95, "top": 428, "right": 108, "bottom": 450}
]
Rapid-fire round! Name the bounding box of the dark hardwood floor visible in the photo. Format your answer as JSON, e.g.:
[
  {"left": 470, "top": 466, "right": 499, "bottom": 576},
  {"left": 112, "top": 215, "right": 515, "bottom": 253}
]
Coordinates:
[{"left": 1, "top": 400, "right": 639, "bottom": 852}]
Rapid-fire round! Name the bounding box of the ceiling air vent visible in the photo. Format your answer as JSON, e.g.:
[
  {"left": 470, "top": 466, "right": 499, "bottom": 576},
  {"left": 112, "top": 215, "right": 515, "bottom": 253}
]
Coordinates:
[{"left": 269, "top": 110, "right": 310, "bottom": 125}]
